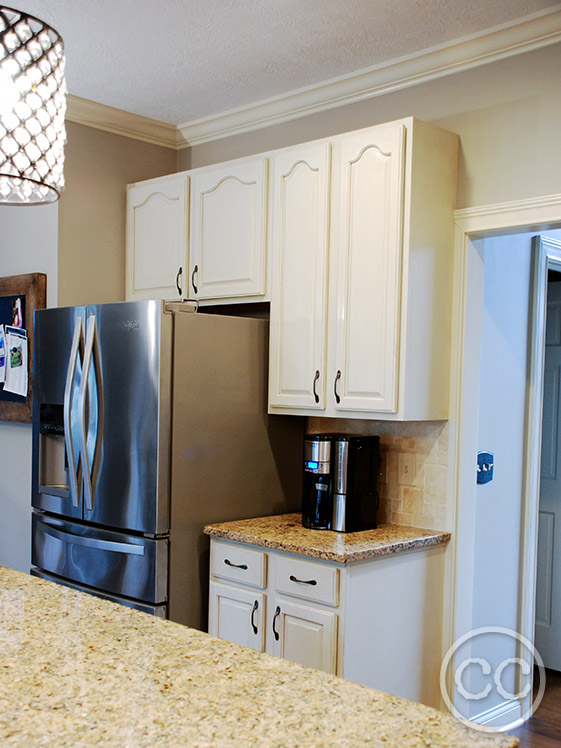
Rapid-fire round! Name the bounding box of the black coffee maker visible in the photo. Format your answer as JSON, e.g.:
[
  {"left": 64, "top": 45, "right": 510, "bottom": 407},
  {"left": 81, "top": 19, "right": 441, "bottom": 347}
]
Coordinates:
[{"left": 302, "top": 433, "right": 380, "bottom": 532}]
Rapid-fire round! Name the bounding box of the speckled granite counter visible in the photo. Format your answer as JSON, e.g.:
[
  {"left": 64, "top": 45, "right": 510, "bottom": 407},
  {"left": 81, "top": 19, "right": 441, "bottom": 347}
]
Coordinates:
[
  {"left": 204, "top": 513, "right": 451, "bottom": 563},
  {"left": 0, "top": 566, "right": 516, "bottom": 747}
]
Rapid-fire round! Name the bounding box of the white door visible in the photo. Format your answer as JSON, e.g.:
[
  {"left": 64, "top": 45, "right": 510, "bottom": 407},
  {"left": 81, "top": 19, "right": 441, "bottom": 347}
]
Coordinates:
[
  {"left": 268, "top": 596, "right": 337, "bottom": 674},
  {"left": 126, "top": 173, "right": 189, "bottom": 301},
  {"left": 208, "top": 581, "right": 265, "bottom": 652},
  {"left": 268, "top": 142, "right": 331, "bottom": 410},
  {"left": 330, "top": 123, "right": 405, "bottom": 413},
  {"left": 189, "top": 157, "right": 268, "bottom": 300},
  {"left": 535, "top": 281, "right": 561, "bottom": 669}
]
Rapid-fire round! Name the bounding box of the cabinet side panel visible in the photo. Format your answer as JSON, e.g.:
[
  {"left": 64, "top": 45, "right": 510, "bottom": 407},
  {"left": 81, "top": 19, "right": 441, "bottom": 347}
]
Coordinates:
[
  {"left": 169, "top": 312, "right": 303, "bottom": 630},
  {"left": 343, "top": 546, "right": 446, "bottom": 708},
  {"left": 401, "top": 120, "right": 459, "bottom": 419}
]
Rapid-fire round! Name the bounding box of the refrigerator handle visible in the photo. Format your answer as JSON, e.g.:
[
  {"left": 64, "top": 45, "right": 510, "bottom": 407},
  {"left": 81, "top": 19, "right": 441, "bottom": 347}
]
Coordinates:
[
  {"left": 40, "top": 522, "right": 145, "bottom": 556},
  {"left": 63, "top": 316, "right": 83, "bottom": 508},
  {"left": 80, "top": 314, "right": 103, "bottom": 513}
]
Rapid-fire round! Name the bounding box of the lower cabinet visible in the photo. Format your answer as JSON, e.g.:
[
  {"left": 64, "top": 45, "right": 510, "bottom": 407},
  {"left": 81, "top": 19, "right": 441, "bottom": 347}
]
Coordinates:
[{"left": 208, "top": 537, "right": 446, "bottom": 708}]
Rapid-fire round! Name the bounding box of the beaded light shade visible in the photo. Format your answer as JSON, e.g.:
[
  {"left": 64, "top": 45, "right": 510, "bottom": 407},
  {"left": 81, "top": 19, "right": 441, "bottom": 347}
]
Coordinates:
[{"left": 0, "top": 6, "right": 66, "bottom": 205}]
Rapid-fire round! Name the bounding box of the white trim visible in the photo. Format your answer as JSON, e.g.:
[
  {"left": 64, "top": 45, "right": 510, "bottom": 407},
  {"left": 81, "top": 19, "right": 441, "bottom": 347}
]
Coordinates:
[
  {"left": 520, "top": 236, "right": 561, "bottom": 718},
  {"left": 472, "top": 699, "right": 523, "bottom": 730},
  {"left": 447, "top": 196, "right": 561, "bottom": 721},
  {"left": 65, "top": 95, "right": 179, "bottom": 150},
  {"left": 177, "top": 7, "right": 561, "bottom": 147},
  {"left": 65, "top": 7, "right": 561, "bottom": 149}
]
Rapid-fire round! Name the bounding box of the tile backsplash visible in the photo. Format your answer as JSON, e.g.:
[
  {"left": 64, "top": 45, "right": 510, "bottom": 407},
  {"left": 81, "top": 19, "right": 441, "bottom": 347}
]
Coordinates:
[{"left": 307, "top": 418, "right": 449, "bottom": 531}]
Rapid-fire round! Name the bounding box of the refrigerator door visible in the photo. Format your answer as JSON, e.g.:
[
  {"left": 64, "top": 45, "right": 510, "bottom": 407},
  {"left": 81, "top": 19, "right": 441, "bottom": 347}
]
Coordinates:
[
  {"left": 31, "top": 513, "right": 168, "bottom": 604},
  {"left": 30, "top": 568, "right": 167, "bottom": 617},
  {"left": 32, "top": 305, "right": 86, "bottom": 520},
  {"left": 82, "top": 300, "right": 171, "bottom": 534}
]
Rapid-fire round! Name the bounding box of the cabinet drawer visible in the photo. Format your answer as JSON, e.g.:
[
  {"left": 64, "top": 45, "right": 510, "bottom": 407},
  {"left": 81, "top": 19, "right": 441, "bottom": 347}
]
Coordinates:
[
  {"left": 274, "top": 555, "right": 339, "bottom": 606},
  {"left": 211, "top": 541, "right": 266, "bottom": 588}
]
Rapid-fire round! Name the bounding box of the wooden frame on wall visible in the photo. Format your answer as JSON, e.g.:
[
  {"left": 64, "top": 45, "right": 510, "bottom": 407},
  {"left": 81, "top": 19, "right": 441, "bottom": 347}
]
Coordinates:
[{"left": 0, "top": 272, "right": 46, "bottom": 423}]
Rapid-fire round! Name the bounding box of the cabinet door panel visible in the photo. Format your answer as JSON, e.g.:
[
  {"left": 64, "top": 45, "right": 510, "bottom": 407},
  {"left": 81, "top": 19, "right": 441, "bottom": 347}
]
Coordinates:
[
  {"left": 331, "top": 124, "right": 405, "bottom": 413},
  {"left": 209, "top": 581, "right": 265, "bottom": 652},
  {"left": 126, "top": 174, "right": 188, "bottom": 301},
  {"left": 190, "top": 158, "right": 267, "bottom": 299},
  {"left": 269, "top": 143, "right": 331, "bottom": 409},
  {"left": 269, "top": 596, "right": 337, "bottom": 674}
]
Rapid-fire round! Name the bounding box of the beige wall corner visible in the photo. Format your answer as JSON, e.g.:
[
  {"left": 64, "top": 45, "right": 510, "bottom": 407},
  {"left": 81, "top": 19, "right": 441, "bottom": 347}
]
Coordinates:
[{"left": 58, "top": 122, "right": 178, "bottom": 307}]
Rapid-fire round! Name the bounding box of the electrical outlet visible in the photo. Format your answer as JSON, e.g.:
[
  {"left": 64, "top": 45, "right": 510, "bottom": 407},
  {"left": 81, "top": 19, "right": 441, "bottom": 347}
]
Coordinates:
[
  {"left": 398, "top": 453, "right": 416, "bottom": 486},
  {"left": 378, "top": 453, "right": 388, "bottom": 484}
]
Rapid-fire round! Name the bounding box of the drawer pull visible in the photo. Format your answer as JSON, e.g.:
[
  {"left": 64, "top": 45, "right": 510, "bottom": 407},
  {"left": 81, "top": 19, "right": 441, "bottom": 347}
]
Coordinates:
[
  {"left": 272, "top": 605, "right": 281, "bottom": 641},
  {"left": 251, "top": 600, "right": 259, "bottom": 635},
  {"left": 224, "top": 558, "right": 248, "bottom": 570},
  {"left": 289, "top": 574, "right": 317, "bottom": 586},
  {"left": 312, "top": 370, "right": 320, "bottom": 404}
]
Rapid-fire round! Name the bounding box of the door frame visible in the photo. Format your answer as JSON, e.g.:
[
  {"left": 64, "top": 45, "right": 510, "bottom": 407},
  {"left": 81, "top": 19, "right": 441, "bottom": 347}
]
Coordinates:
[{"left": 444, "top": 193, "right": 561, "bottom": 717}]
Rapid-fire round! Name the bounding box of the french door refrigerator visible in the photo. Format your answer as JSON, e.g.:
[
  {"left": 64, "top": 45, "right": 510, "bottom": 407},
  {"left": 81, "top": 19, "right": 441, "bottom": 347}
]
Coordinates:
[{"left": 31, "top": 300, "right": 302, "bottom": 629}]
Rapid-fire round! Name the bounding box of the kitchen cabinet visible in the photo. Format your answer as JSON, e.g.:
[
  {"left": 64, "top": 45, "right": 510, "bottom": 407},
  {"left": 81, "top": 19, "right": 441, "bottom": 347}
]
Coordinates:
[
  {"left": 189, "top": 155, "right": 268, "bottom": 301},
  {"left": 268, "top": 141, "right": 331, "bottom": 409},
  {"left": 268, "top": 117, "right": 458, "bottom": 420},
  {"left": 126, "top": 173, "right": 189, "bottom": 301},
  {"left": 207, "top": 534, "right": 446, "bottom": 707}
]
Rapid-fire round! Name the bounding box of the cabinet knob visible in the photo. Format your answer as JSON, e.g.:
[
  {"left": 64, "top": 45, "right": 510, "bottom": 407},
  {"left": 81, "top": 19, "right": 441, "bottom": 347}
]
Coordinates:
[
  {"left": 334, "top": 370, "right": 342, "bottom": 404},
  {"left": 312, "top": 370, "right": 320, "bottom": 404},
  {"left": 176, "top": 267, "right": 183, "bottom": 297},
  {"left": 191, "top": 264, "right": 199, "bottom": 294}
]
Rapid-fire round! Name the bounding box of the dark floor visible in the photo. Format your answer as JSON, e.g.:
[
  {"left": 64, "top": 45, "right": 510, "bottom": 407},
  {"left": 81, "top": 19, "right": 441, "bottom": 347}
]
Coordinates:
[{"left": 511, "top": 669, "right": 561, "bottom": 747}]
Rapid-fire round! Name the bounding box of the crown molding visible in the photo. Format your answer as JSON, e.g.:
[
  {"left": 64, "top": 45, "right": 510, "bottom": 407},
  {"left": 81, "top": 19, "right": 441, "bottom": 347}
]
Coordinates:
[
  {"left": 63, "top": 7, "right": 561, "bottom": 150},
  {"left": 454, "top": 193, "right": 561, "bottom": 234},
  {"left": 177, "top": 6, "right": 561, "bottom": 147},
  {"left": 65, "top": 95, "right": 178, "bottom": 150}
]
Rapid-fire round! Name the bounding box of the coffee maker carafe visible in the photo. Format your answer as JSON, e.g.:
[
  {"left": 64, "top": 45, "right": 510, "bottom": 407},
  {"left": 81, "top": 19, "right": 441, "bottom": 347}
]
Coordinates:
[{"left": 302, "top": 434, "right": 333, "bottom": 529}]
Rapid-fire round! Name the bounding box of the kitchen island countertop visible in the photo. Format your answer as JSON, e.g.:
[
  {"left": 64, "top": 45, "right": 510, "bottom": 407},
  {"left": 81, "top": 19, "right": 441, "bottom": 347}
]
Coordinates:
[
  {"left": 204, "top": 512, "right": 451, "bottom": 563},
  {"left": 0, "top": 565, "right": 517, "bottom": 747}
]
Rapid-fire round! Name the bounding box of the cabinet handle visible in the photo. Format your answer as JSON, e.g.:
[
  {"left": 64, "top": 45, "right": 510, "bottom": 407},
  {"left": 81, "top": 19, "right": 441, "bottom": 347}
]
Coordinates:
[
  {"left": 289, "top": 574, "right": 317, "bottom": 586},
  {"left": 312, "top": 370, "right": 320, "bottom": 404},
  {"left": 191, "top": 264, "right": 199, "bottom": 294},
  {"left": 224, "top": 558, "right": 248, "bottom": 570},
  {"left": 176, "top": 267, "right": 183, "bottom": 297},
  {"left": 251, "top": 600, "right": 259, "bottom": 635},
  {"left": 334, "top": 370, "right": 341, "bottom": 404},
  {"left": 272, "top": 605, "right": 281, "bottom": 641}
]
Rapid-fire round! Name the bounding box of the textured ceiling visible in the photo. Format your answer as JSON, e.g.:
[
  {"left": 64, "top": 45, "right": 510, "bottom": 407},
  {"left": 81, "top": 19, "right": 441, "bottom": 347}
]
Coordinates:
[{"left": 7, "top": 0, "right": 560, "bottom": 126}]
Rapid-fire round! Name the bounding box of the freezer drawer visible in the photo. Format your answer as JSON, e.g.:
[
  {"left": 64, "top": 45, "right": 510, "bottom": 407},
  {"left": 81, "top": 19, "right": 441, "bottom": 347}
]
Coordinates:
[
  {"left": 32, "top": 513, "right": 168, "bottom": 605},
  {"left": 30, "top": 568, "right": 167, "bottom": 617}
]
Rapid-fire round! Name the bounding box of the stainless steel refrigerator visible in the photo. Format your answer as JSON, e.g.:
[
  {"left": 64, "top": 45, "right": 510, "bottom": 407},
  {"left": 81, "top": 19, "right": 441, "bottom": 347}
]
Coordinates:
[{"left": 31, "top": 300, "right": 302, "bottom": 629}]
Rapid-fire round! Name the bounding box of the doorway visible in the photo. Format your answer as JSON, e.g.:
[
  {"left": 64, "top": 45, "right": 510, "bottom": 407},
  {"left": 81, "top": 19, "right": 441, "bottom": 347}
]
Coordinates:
[{"left": 447, "top": 199, "right": 561, "bottom": 728}]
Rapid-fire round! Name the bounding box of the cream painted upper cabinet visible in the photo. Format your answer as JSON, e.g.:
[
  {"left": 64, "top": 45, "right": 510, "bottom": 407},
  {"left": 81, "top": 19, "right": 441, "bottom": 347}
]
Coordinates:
[
  {"left": 189, "top": 156, "right": 268, "bottom": 301},
  {"left": 268, "top": 117, "right": 459, "bottom": 420},
  {"left": 269, "top": 142, "right": 331, "bottom": 410},
  {"left": 330, "top": 124, "right": 405, "bottom": 413},
  {"left": 126, "top": 173, "right": 189, "bottom": 301}
]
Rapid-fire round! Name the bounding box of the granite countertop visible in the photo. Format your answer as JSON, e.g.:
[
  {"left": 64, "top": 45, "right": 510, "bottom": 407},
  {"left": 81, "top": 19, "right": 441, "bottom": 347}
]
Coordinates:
[
  {"left": 204, "top": 513, "right": 451, "bottom": 563},
  {"left": 0, "top": 566, "right": 516, "bottom": 747}
]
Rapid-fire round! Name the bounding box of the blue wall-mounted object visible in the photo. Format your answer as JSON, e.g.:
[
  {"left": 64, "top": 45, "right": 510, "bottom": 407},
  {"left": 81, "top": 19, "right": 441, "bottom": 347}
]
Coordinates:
[{"left": 477, "top": 451, "right": 494, "bottom": 484}]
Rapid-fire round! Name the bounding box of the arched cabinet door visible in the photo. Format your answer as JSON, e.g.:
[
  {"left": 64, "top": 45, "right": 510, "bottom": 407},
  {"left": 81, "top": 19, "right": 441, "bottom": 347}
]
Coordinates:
[
  {"left": 189, "top": 156, "right": 268, "bottom": 301},
  {"left": 126, "top": 173, "right": 189, "bottom": 301},
  {"left": 268, "top": 142, "right": 331, "bottom": 410},
  {"left": 330, "top": 123, "right": 405, "bottom": 415}
]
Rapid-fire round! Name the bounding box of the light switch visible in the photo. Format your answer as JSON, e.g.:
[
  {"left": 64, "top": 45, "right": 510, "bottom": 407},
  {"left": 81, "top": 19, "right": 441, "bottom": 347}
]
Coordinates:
[{"left": 398, "top": 453, "right": 416, "bottom": 486}]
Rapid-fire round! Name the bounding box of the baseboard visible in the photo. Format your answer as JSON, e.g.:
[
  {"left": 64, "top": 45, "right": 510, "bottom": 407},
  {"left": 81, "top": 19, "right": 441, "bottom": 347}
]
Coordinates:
[{"left": 472, "top": 699, "right": 523, "bottom": 731}]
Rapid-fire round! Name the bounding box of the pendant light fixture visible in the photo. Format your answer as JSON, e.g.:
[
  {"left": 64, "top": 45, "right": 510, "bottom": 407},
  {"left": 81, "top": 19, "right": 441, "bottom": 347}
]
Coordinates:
[{"left": 0, "top": 6, "right": 66, "bottom": 205}]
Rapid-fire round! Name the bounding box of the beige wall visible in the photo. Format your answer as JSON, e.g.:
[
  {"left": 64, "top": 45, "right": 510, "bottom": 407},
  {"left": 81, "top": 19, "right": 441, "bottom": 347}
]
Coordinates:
[
  {"left": 58, "top": 122, "right": 177, "bottom": 306},
  {"left": 180, "top": 43, "right": 561, "bottom": 209}
]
